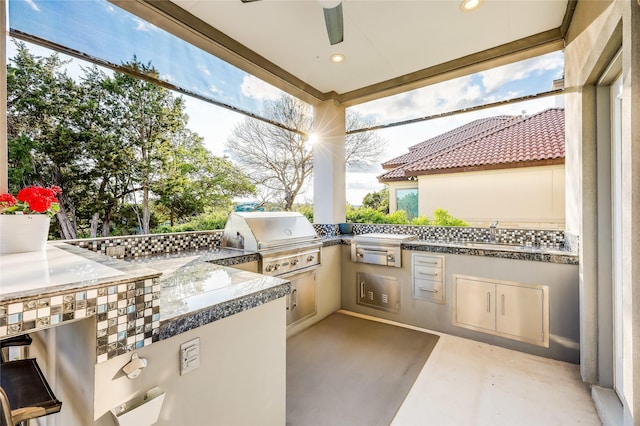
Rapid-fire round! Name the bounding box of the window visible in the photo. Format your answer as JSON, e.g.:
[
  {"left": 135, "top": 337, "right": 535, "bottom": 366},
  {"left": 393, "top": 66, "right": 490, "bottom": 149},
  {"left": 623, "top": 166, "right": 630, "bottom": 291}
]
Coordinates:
[{"left": 396, "top": 189, "right": 418, "bottom": 220}]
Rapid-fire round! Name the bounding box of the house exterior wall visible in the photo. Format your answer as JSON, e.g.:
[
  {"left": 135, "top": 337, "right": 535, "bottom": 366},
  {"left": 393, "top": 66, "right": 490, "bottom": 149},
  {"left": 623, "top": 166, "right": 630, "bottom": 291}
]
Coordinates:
[
  {"left": 389, "top": 165, "right": 565, "bottom": 229},
  {"left": 564, "top": 0, "right": 640, "bottom": 424}
]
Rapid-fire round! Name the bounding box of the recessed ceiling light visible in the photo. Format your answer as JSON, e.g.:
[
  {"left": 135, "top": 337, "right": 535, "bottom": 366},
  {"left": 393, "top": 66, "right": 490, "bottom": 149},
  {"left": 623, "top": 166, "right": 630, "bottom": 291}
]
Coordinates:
[
  {"left": 460, "top": 0, "right": 481, "bottom": 11},
  {"left": 329, "top": 53, "right": 346, "bottom": 63}
]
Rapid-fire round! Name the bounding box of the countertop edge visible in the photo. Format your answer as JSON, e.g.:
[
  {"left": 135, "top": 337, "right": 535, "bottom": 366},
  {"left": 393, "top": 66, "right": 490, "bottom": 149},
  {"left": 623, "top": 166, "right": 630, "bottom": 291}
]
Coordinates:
[
  {"left": 323, "top": 236, "right": 578, "bottom": 264},
  {"left": 159, "top": 282, "right": 291, "bottom": 339}
]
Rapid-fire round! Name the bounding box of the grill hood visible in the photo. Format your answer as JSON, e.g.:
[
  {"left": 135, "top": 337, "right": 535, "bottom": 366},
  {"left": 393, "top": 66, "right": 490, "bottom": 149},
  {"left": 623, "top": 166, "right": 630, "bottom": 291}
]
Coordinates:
[{"left": 222, "top": 212, "right": 319, "bottom": 252}]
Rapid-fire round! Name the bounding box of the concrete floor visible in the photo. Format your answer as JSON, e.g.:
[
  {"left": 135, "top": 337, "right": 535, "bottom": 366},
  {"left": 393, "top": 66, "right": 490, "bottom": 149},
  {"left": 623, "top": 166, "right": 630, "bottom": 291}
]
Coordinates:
[{"left": 339, "top": 311, "right": 602, "bottom": 426}]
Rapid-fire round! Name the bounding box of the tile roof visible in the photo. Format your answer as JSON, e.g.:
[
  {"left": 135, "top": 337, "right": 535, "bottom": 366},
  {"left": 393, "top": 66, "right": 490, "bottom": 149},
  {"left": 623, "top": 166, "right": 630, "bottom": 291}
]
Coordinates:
[
  {"left": 381, "top": 116, "right": 513, "bottom": 169},
  {"left": 378, "top": 108, "right": 565, "bottom": 182}
]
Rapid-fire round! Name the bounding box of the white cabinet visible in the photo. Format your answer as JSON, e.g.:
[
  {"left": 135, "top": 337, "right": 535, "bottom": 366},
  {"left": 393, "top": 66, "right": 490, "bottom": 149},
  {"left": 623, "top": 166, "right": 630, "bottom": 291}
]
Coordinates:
[
  {"left": 452, "top": 275, "right": 549, "bottom": 347},
  {"left": 412, "top": 254, "right": 445, "bottom": 303}
]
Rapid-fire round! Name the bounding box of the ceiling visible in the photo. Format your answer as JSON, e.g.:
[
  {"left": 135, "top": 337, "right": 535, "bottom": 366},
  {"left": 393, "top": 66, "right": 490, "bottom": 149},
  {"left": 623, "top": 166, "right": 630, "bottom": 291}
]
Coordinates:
[{"left": 118, "top": 0, "right": 571, "bottom": 106}]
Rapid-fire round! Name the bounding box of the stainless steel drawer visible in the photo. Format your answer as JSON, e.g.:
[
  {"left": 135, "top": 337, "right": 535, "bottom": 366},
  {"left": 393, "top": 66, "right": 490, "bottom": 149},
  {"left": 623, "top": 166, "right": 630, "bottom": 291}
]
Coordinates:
[
  {"left": 413, "top": 278, "right": 443, "bottom": 302},
  {"left": 413, "top": 256, "right": 443, "bottom": 268},
  {"left": 412, "top": 253, "right": 445, "bottom": 304},
  {"left": 414, "top": 265, "right": 443, "bottom": 282}
]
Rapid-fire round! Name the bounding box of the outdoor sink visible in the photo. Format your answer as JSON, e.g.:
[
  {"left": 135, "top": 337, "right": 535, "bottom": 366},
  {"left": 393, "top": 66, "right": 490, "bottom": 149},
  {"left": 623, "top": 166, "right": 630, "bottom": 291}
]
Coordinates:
[{"left": 463, "top": 242, "right": 528, "bottom": 251}]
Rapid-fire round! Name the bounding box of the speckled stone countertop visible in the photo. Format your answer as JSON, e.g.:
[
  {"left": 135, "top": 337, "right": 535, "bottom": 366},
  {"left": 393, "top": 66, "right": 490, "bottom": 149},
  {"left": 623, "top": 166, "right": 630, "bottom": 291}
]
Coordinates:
[
  {"left": 125, "top": 250, "right": 289, "bottom": 340},
  {"left": 331, "top": 236, "right": 578, "bottom": 265}
]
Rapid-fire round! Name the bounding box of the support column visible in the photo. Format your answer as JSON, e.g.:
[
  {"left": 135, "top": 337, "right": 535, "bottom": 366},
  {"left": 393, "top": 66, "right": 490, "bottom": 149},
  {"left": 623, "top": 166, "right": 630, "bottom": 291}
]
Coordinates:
[
  {"left": 1, "top": 0, "right": 7, "bottom": 193},
  {"left": 312, "top": 100, "right": 346, "bottom": 224}
]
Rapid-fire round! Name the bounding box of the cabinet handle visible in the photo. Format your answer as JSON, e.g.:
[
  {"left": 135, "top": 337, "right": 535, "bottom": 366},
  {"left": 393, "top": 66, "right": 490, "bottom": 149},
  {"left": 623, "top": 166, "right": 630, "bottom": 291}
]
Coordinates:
[
  {"left": 501, "top": 294, "right": 505, "bottom": 316},
  {"left": 360, "top": 281, "right": 365, "bottom": 299},
  {"left": 486, "top": 292, "right": 491, "bottom": 313},
  {"left": 418, "top": 287, "right": 438, "bottom": 293},
  {"left": 418, "top": 271, "right": 438, "bottom": 277},
  {"left": 416, "top": 260, "right": 438, "bottom": 265},
  {"left": 292, "top": 288, "right": 298, "bottom": 309}
]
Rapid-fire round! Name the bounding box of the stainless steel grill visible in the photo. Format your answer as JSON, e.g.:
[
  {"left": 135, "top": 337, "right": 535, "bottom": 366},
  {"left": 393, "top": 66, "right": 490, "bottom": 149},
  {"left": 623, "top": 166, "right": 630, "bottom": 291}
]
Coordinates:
[
  {"left": 222, "top": 212, "right": 322, "bottom": 277},
  {"left": 351, "top": 233, "right": 417, "bottom": 267}
]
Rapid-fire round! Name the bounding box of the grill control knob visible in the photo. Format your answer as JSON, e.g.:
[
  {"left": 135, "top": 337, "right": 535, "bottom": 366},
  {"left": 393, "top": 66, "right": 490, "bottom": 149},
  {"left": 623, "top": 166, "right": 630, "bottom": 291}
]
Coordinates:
[
  {"left": 307, "top": 255, "right": 315, "bottom": 262},
  {"left": 265, "top": 264, "right": 275, "bottom": 272},
  {"left": 273, "top": 263, "right": 280, "bottom": 271},
  {"left": 291, "top": 259, "right": 299, "bottom": 266}
]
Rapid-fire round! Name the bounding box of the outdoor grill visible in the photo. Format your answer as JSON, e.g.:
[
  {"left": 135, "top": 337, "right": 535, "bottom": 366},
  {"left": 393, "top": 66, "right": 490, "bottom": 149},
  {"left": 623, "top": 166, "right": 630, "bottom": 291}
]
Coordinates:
[
  {"left": 351, "top": 233, "right": 418, "bottom": 267},
  {"left": 221, "top": 212, "right": 322, "bottom": 277}
]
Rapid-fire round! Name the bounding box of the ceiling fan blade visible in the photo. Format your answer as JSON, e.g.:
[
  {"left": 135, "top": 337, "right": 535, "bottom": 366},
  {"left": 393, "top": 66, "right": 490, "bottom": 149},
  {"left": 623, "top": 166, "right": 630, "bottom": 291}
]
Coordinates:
[{"left": 323, "top": 2, "right": 344, "bottom": 45}]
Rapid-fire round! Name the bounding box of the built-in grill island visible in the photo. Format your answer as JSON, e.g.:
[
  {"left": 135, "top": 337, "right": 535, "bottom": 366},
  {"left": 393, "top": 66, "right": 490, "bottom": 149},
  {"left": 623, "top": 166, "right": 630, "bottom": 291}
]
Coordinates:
[
  {"left": 350, "top": 233, "right": 418, "bottom": 313},
  {"left": 222, "top": 212, "right": 321, "bottom": 325},
  {"left": 351, "top": 233, "right": 418, "bottom": 267}
]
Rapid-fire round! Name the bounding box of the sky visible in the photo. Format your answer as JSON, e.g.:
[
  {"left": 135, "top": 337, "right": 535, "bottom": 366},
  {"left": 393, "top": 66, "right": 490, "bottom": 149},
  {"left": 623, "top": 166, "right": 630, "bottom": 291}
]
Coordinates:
[{"left": 8, "top": 0, "right": 564, "bottom": 206}]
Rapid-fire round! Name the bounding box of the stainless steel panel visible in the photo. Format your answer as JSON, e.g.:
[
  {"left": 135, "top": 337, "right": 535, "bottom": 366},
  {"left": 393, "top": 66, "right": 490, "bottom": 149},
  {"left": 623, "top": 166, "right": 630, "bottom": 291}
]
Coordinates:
[
  {"left": 413, "top": 265, "right": 442, "bottom": 282},
  {"left": 413, "top": 278, "right": 443, "bottom": 303},
  {"left": 286, "top": 271, "right": 316, "bottom": 325},
  {"left": 453, "top": 277, "right": 496, "bottom": 331},
  {"left": 496, "top": 284, "right": 545, "bottom": 343},
  {"left": 361, "top": 248, "right": 391, "bottom": 266},
  {"left": 413, "top": 256, "right": 443, "bottom": 268},
  {"left": 411, "top": 253, "right": 445, "bottom": 303},
  {"left": 351, "top": 244, "right": 401, "bottom": 267},
  {"left": 452, "top": 274, "right": 549, "bottom": 347},
  {"left": 356, "top": 272, "right": 400, "bottom": 312},
  {"left": 222, "top": 212, "right": 318, "bottom": 252}
]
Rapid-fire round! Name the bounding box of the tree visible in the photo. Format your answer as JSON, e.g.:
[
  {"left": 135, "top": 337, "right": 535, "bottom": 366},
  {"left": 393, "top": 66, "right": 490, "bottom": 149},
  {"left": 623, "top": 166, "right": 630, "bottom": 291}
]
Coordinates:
[
  {"left": 7, "top": 43, "right": 256, "bottom": 237},
  {"left": 152, "top": 130, "right": 255, "bottom": 225},
  {"left": 7, "top": 41, "right": 84, "bottom": 239},
  {"left": 226, "top": 95, "right": 386, "bottom": 210},
  {"left": 362, "top": 186, "right": 389, "bottom": 213}
]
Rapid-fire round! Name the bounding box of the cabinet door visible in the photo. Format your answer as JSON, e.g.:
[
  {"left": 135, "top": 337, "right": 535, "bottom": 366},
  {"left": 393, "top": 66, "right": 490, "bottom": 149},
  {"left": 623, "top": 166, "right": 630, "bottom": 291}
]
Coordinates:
[
  {"left": 453, "top": 277, "right": 495, "bottom": 332},
  {"left": 496, "top": 284, "right": 544, "bottom": 344},
  {"left": 287, "top": 272, "right": 316, "bottom": 325}
]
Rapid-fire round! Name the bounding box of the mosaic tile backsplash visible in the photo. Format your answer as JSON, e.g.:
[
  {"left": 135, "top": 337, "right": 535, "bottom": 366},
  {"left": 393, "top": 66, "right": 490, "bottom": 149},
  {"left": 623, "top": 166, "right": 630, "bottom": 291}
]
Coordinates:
[
  {"left": 314, "top": 223, "right": 567, "bottom": 249},
  {"left": 65, "top": 231, "right": 223, "bottom": 259},
  {"left": 0, "top": 276, "right": 161, "bottom": 363},
  {"left": 65, "top": 225, "right": 567, "bottom": 260}
]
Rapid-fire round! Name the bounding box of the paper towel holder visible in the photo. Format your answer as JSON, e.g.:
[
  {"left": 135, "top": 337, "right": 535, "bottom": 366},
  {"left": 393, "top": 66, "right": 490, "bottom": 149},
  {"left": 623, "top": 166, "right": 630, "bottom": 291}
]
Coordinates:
[{"left": 122, "top": 353, "right": 147, "bottom": 379}]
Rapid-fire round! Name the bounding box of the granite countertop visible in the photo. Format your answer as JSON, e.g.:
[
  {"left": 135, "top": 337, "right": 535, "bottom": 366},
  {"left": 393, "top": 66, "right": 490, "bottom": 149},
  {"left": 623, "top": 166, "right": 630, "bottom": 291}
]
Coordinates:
[
  {"left": 124, "top": 250, "right": 290, "bottom": 339},
  {"left": 0, "top": 242, "right": 162, "bottom": 303},
  {"left": 1, "top": 244, "right": 289, "bottom": 358},
  {"left": 333, "top": 236, "right": 578, "bottom": 264}
]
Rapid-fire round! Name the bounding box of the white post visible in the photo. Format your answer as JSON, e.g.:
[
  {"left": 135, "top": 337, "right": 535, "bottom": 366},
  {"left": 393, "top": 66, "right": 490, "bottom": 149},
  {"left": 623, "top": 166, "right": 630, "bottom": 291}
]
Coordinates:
[
  {"left": 312, "top": 100, "right": 346, "bottom": 224},
  {"left": 1, "top": 0, "right": 7, "bottom": 193}
]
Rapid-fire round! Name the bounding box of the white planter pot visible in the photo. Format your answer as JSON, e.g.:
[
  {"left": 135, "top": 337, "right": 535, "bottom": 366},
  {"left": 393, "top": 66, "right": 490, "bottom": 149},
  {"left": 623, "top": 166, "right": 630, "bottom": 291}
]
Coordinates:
[{"left": 0, "top": 215, "right": 51, "bottom": 254}]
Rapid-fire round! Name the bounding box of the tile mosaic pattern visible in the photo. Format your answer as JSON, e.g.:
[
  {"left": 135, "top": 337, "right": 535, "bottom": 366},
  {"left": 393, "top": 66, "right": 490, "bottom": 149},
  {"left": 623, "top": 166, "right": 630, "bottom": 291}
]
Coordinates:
[
  {"left": 313, "top": 224, "right": 340, "bottom": 238},
  {"left": 0, "top": 277, "right": 161, "bottom": 364},
  {"left": 351, "top": 224, "right": 566, "bottom": 249},
  {"left": 67, "top": 231, "right": 224, "bottom": 259}
]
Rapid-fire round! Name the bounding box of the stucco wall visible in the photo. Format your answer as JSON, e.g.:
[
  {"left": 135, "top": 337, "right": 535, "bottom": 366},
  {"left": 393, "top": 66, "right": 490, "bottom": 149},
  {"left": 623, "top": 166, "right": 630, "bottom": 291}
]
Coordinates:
[
  {"left": 389, "top": 165, "right": 565, "bottom": 229},
  {"left": 564, "top": 0, "right": 640, "bottom": 423}
]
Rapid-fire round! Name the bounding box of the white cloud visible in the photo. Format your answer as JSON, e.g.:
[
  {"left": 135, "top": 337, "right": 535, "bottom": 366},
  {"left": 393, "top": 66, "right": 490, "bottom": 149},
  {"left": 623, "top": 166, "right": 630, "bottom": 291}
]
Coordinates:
[
  {"left": 133, "top": 17, "right": 155, "bottom": 32},
  {"left": 240, "top": 75, "right": 282, "bottom": 101},
  {"left": 24, "top": 0, "right": 40, "bottom": 12},
  {"left": 209, "top": 84, "right": 222, "bottom": 95},
  {"left": 351, "top": 75, "right": 483, "bottom": 124},
  {"left": 479, "top": 51, "right": 564, "bottom": 93},
  {"left": 197, "top": 64, "right": 211, "bottom": 77}
]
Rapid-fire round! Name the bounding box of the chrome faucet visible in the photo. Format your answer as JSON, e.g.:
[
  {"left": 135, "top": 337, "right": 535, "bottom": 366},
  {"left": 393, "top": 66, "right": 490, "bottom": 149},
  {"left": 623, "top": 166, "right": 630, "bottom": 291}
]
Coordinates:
[{"left": 489, "top": 221, "right": 499, "bottom": 242}]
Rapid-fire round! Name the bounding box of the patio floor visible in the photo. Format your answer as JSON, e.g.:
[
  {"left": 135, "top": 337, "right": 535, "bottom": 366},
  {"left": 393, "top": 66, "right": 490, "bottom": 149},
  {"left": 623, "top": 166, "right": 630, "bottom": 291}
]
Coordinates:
[{"left": 338, "top": 311, "right": 602, "bottom": 425}]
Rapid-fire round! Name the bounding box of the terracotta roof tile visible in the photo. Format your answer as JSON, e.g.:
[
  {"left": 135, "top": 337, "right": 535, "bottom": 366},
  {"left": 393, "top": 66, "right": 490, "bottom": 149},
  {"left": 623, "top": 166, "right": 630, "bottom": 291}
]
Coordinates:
[
  {"left": 381, "top": 116, "right": 513, "bottom": 169},
  {"left": 378, "top": 108, "right": 565, "bottom": 182}
]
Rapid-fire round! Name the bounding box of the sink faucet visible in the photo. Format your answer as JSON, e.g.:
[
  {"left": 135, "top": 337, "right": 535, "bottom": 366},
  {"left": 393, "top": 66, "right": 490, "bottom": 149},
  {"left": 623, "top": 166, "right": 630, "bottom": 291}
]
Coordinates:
[{"left": 489, "top": 221, "right": 499, "bottom": 242}]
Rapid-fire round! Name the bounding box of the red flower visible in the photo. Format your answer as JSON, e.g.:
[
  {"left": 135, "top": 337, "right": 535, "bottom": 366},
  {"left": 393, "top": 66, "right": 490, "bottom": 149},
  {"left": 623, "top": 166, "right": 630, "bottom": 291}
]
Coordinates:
[
  {"left": 0, "top": 193, "right": 17, "bottom": 207},
  {"left": 1, "top": 185, "right": 61, "bottom": 217}
]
